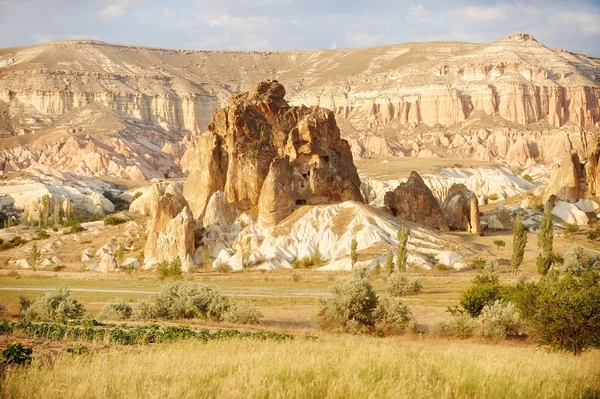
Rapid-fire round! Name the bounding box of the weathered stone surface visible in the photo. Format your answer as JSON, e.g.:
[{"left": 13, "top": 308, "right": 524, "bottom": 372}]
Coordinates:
[
  {"left": 383, "top": 171, "right": 448, "bottom": 231},
  {"left": 98, "top": 254, "right": 117, "bottom": 273},
  {"left": 143, "top": 190, "right": 195, "bottom": 270},
  {"left": 259, "top": 156, "right": 296, "bottom": 227},
  {"left": 485, "top": 205, "right": 515, "bottom": 230},
  {"left": 441, "top": 183, "right": 480, "bottom": 234},
  {"left": 129, "top": 182, "right": 184, "bottom": 216},
  {"left": 544, "top": 152, "right": 585, "bottom": 202},
  {"left": 184, "top": 80, "right": 364, "bottom": 220},
  {"left": 202, "top": 191, "right": 239, "bottom": 229}
]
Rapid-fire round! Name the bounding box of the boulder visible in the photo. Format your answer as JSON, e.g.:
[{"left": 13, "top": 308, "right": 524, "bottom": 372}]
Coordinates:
[
  {"left": 574, "top": 199, "right": 599, "bottom": 213},
  {"left": 543, "top": 152, "right": 585, "bottom": 202},
  {"left": 143, "top": 190, "right": 195, "bottom": 270},
  {"left": 184, "top": 80, "right": 364, "bottom": 219},
  {"left": 441, "top": 183, "right": 480, "bottom": 234},
  {"left": 552, "top": 201, "right": 589, "bottom": 225},
  {"left": 259, "top": 156, "right": 297, "bottom": 227},
  {"left": 98, "top": 254, "right": 118, "bottom": 273},
  {"left": 383, "top": 171, "right": 448, "bottom": 231},
  {"left": 202, "top": 191, "right": 239, "bottom": 228},
  {"left": 81, "top": 248, "right": 94, "bottom": 261}
]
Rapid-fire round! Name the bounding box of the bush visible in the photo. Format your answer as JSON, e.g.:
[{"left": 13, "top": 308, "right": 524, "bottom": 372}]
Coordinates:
[
  {"left": 2, "top": 342, "right": 32, "bottom": 365},
  {"left": 67, "top": 344, "right": 89, "bottom": 355},
  {"left": 523, "top": 174, "right": 533, "bottom": 182},
  {"left": 66, "top": 222, "right": 85, "bottom": 234},
  {"left": 224, "top": 302, "right": 263, "bottom": 325},
  {"left": 19, "top": 296, "right": 31, "bottom": 313},
  {"left": 0, "top": 300, "right": 5, "bottom": 319},
  {"left": 317, "top": 269, "right": 378, "bottom": 334},
  {"left": 563, "top": 244, "right": 600, "bottom": 276},
  {"left": 493, "top": 239, "right": 506, "bottom": 250},
  {"left": 386, "top": 272, "right": 422, "bottom": 296},
  {"left": 292, "top": 252, "right": 323, "bottom": 269},
  {"left": 7, "top": 269, "right": 20, "bottom": 279},
  {"left": 480, "top": 300, "right": 524, "bottom": 340},
  {"left": 472, "top": 257, "right": 486, "bottom": 270},
  {"left": 156, "top": 258, "right": 182, "bottom": 279},
  {"left": 131, "top": 300, "right": 155, "bottom": 320},
  {"left": 149, "top": 282, "right": 230, "bottom": 321},
  {"left": 472, "top": 270, "right": 499, "bottom": 286},
  {"left": 22, "top": 287, "right": 85, "bottom": 321},
  {"left": 564, "top": 224, "right": 580, "bottom": 234},
  {"left": 214, "top": 261, "right": 232, "bottom": 273},
  {"left": 97, "top": 299, "right": 133, "bottom": 321},
  {"left": 373, "top": 296, "right": 413, "bottom": 331},
  {"left": 488, "top": 193, "right": 499, "bottom": 201},
  {"left": 0, "top": 236, "right": 27, "bottom": 251},
  {"left": 104, "top": 215, "right": 128, "bottom": 226},
  {"left": 35, "top": 229, "right": 50, "bottom": 240},
  {"left": 432, "top": 313, "right": 476, "bottom": 339},
  {"left": 460, "top": 283, "right": 503, "bottom": 317}
]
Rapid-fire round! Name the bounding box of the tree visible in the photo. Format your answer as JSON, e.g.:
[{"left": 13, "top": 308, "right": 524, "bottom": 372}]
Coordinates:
[
  {"left": 511, "top": 219, "right": 527, "bottom": 275},
  {"left": 396, "top": 227, "right": 410, "bottom": 272},
  {"left": 386, "top": 252, "right": 395, "bottom": 275},
  {"left": 493, "top": 239, "right": 506, "bottom": 250},
  {"left": 533, "top": 272, "right": 600, "bottom": 355},
  {"left": 537, "top": 212, "right": 554, "bottom": 275},
  {"left": 373, "top": 260, "right": 381, "bottom": 276},
  {"left": 350, "top": 238, "right": 358, "bottom": 268},
  {"left": 29, "top": 242, "right": 40, "bottom": 272}
]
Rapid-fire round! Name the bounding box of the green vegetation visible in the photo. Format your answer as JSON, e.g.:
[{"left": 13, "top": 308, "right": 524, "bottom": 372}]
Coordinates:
[
  {"left": 156, "top": 258, "right": 183, "bottom": 279},
  {"left": 22, "top": 287, "right": 84, "bottom": 322},
  {"left": 372, "top": 260, "right": 381, "bottom": 276},
  {"left": 292, "top": 252, "right": 323, "bottom": 269},
  {"left": 487, "top": 193, "right": 499, "bottom": 201},
  {"left": 104, "top": 215, "right": 128, "bottom": 226},
  {"left": 510, "top": 219, "right": 527, "bottom": 274},
  {"left": 29, "top": 241, "right": 41, "bottom": 272},
  {"left": 386, "top": 272, "right": 422, "bottom": 297},
  {"left": 350, "top": 238, "right": 358, "bottom": 268},
  {"left": 492, "top": 239, "right": 505, "bottom": 250},
  {"left": 97, "top": 299, "right": 133, "bottom": 321},
  {"left": 565, "top": 223, "right": 580, "bottom": 235},
  {"left": 396, "top": 227, "right": 409, "bottom": 272},
  {"left": 0, "top": 236, "right": 27, "bottom": 251},
  {"left": 385, "top": 252, "right": 394, "bottom": 274},
  {"left": 1, "top": 342, "right": 32, "bottom": 365},
  {"left": 317, "top": 269, "right": 412, "bottom": 334},
  {"left": 537, "top": 212, "right": 554, "bottom": 275}
]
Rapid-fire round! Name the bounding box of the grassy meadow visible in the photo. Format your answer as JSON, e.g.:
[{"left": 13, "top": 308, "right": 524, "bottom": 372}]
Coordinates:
[{"left": 2, "top": 337, "right": 599, "bottom": 399}]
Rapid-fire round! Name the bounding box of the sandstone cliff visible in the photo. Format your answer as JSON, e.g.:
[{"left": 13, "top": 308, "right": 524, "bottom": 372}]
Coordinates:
[{"left": 184, "top": 80, "right": 363, "bottom": 223}]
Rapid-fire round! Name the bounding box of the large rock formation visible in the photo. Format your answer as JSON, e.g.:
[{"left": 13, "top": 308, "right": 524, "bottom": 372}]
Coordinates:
[
  {"left": 543, "top": 152, "right": 586, "bottom": 202},
  {"left": 143, "top": 188, "right": 195, "bottom": 270},
  {"left": 383, "top": 171, "right": 448, "bottom": 231},
  {"left": 184, "top": 80, "right": 363, "bottom": 223},
  {"left": 441, "top": 184, "right": 480, "bottom": 234}
]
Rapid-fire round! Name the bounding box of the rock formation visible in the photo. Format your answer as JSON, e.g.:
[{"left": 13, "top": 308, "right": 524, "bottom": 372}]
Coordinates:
[
  {"left": 184, "top": 80, "right": 364, "bottom": 223},
  {"left": 143, "top": 188, "right": 195, "bottom": 270},
  {"left": 441, "top": 183, "right": 480, "bottom": 234},
  {"left": 383, "top": 171, "right": 448, "bottom": 231},
  {"left": 543, "top": 152, "right": 586, "bottom": 202}
]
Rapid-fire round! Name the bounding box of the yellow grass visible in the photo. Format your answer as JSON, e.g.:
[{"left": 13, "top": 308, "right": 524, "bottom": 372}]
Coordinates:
[{"left": 2, "top": 337, "right": 599, "bottom": 398}]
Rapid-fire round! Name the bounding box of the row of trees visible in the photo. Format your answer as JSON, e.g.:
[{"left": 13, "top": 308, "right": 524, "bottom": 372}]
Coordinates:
[
  {"left": 510, "top": 212, "right": 555, "bottom": 275},
  {"left": 351, "top": 226, "right": 410, "bottom": 273}
]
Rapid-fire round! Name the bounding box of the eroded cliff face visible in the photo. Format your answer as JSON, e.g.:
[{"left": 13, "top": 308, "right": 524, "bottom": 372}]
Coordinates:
[
  {"left": 184, "top": 80, "right": 364, "bottom": 223},
  {"left": 0, "top": 33, "right": 599, "bottom": 179}
]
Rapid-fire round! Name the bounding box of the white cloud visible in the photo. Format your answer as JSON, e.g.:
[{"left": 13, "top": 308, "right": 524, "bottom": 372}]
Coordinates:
[
  {"left": 162, "top": 8, "right": 176, "bottom": 19},
  {"left": 462, "top": 3, "right": 539, "bottom": 21},
  {"left": 408, "top": 5, "right": 425, "bottom": 18},
  {"left": 347, "top": 32, "right": 383, "bottom": 48},
  {"left": 463, "top": 5, "right": 507, "bottom": 20},
  {"left": 97, "top": 4, "right": 127, "bottom": 19},
  {"left": 551, "top": 12, "right": 600, "bottom": 35}
]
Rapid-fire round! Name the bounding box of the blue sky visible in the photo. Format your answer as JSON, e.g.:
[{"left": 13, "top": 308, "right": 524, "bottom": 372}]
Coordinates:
[{"left": 0, "top": 0, "right": 599, "bottom": 55}]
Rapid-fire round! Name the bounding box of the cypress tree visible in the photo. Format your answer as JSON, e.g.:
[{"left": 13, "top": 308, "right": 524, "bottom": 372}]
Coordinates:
[
  {"left": 396, "top": 226, "right": 410, "bottom": 272},
  {"left": 511, "top": 219, "right": 528, "bottom": 275},
  {"left": 536, "top": 212, "right": 554, "bottom": 275},
  {"left": 386, "top": 252, "right": 395, "bottom": 275},
  {"left": 350, "top": 238, "right": 358, "bottom": 268}
]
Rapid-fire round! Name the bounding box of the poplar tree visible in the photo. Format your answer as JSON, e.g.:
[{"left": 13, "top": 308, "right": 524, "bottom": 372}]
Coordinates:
[
  {"left": 511, "top": 219, "right": 528, "bottom": 275},
  {"left": 350, "top": 238, "right": 358, "bottom": 268},
  {"left": 386, "top": 252, "right": 395, "bottom": 275},
  {"left": 396, "top": 227, "right": 410, "bottom": 272},
  {"left": 537, "top": 212, "right": 554, "bottom": 275}
]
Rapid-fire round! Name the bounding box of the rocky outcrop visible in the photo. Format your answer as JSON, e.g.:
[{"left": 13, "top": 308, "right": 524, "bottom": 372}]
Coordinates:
[
  {"left": 543, "top": 152, "right": 586, "bottom": 202},
  {"left": 98, "top": 254, "right": 118, "bottom": 273},
  {"left": 383, "top": 171, "right": 448, "bottom": 231},
  {"left": 441, "top": 183, "right": 480, "bottom": 234},
  {"left": 129, "top": 182, "right": 184, "bottom": 216},
  {"left": 184, "top": 80, "right": 364, "bottom": 222},
  {"left": 143, "top": 189, "right": 195, "bottom": 270},
  {"left": 259, "top": 156, "right": 296, "bottom": 227}
]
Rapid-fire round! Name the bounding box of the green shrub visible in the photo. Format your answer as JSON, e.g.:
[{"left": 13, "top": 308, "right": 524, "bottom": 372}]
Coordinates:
[
  {"left": 488, "top": 193, "right": 499, "bottom": 201},
  {"left": 156, "top": 258, "right": 182, "bottom": 279},
  {"left": 472, "top": 270, "right": 499, "bottom": 286},
  {"left": 2, "top": 342, "right": 32, "bottom": 365},
  {"left": 562, "top": 244, "right": 600, "bottom": 276},
  {"left": 435, "top": 263, "right": 449, "bottom": 271},
  {"left": 214, "top": 261, "right": 232, "bottom": 273},
  {"left": 480, "top": 300, "right": 524, "bottom": 340},
  {"left": 131, "top": 300, "right": 155, "bottom": 320},
  {"left": 432, "top": 313, "right": 476, "bottom": 339},
  {"left": 523, "top": 174, "right": 533, "bottom": 182},
  {"left": 564, "top": 224, "right": 580, "bottom": 235},
  {"left": 66, "top": 343, "right": 89, "bottom": 355},
  {"left": 104, "top": 215, "right": 128, "bottom": 226},
  {"left": 19, "top": 296, "right": 31, "bottom": 313},
  {"left": 0, "top": 300, "right": 5, "bottom": 319},
  {"left": 0, "top": 236, "right": 27, "bottom": 251},
  {"left": 35, "top": 229, "right": 50, "bottom": 240},
  {"left": 316, "top": 269, "right": 378, "bottom": 334},
  {"left": 372, "top": 260, "right": 381, "bottom": 276},
  {"left": 386, "top": 272, "right": 422, "bottom": 296},
  {"left": 22, "top": 287, "right": 85, "bottom": 321},
  {"left": 149, "top": 282, "right": 231, "bottom": 321},
  {"left": 97, "top": 299, "right": 133, "bottom": 321},
  {"left": 224, "top": 302, "right": 263, "bottom": 325},
  {"left": 7, "top": 269, "right": 20, "bottom": 279},
  {"left": 292, "top": 252, "right": 323, "bottom": 269},
  {"left": 373, "top": 296, "right": 413, "bottom": 331},
  {"left": 460, "top": 283, "right": 503, "bottom": 317},
  {"left": 66, "top": 222, "right": 85, "bottom": 234},
  {"left": 493, "top": 239, "right": 506, "bottom": 250},
  {"left": 472, "top": 257, "right": 486, "bottom": 270}
]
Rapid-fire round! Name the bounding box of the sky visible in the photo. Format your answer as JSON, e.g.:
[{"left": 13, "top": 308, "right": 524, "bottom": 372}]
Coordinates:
[{"left": 0, "top": 0, "right": 599, "bottom": 55}]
